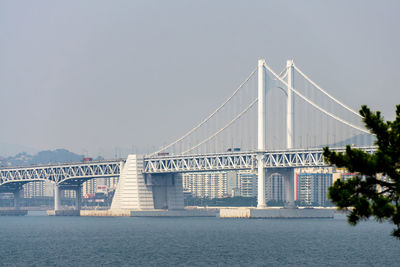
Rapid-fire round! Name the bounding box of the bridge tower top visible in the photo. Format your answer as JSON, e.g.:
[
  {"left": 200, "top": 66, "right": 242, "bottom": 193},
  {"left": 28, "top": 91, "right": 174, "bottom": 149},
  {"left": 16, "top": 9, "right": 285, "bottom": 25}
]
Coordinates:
[
  {"left": 286, "top": 59, "right": 294, "bottom": 149},
  {"left": 258, "top": 59, "right": 266, "bottom": 151}
]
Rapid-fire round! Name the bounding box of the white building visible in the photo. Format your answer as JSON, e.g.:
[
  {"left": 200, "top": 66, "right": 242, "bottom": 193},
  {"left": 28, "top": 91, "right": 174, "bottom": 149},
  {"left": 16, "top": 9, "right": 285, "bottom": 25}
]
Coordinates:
[
  {"left": 239, "top": 172, "right": 257, "bottom": 197},
  {"left": 266, "top": 173, "right": 284, "bottom": 202},
  {"left": 295, "top": 172, "right": 333, "bottom": 206},
  {"left": 182, "top": 172, "right": 227, "bottom": 198},
  {"left": 183, "top": 171, "right": 259, "bottom": 199},
  {"left": 23, "top": 181, "right": 53, "bottom": 198}
]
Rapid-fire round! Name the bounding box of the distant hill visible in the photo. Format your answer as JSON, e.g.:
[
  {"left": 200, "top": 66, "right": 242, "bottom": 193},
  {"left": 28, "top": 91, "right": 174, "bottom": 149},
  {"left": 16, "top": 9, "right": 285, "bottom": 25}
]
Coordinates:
[
  {"left": 0, "top": 149, "right": 105, "bottom": 167},
  {"left": 0, "top": 142, "right": 38, "bottom": 157},
  {"left": 327, "top": 133, "right": 375, "bottom": 148}
]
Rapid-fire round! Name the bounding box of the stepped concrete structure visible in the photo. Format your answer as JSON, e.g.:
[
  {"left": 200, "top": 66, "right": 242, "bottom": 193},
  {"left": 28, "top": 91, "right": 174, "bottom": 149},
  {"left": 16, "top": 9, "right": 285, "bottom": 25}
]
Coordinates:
[
  {"left": 110, "top": 154, "right": 184, "bottom": 212},
  {"left": 111, "top": 155, "right": 154, "bottom": 210}
]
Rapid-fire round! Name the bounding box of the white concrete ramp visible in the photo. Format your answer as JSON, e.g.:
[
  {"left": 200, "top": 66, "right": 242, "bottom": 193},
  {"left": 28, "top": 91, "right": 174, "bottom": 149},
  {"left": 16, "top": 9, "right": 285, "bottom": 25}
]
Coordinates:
[
  {"left": 111, "top": 155, "right": 154, "bottom": 210},
  {"left": 110, "top": 154, "right": 185, "bottom": 211}
]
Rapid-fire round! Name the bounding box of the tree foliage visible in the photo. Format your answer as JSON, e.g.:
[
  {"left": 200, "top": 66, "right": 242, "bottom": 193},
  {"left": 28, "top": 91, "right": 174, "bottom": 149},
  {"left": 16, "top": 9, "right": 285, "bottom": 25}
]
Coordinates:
[{"left": 323, "top": 105, "right": 400, "bottom": 239}]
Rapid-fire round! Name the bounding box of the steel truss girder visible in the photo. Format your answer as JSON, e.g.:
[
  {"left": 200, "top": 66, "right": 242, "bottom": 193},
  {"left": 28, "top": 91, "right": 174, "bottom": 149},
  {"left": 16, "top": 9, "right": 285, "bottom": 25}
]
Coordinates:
[
  {"left": 0, "top": 160, "right": 123, "bottom": 187},
  {"left": 144, "top": 152, "right": 256, "bottom": 173},
  {"left": 143, "top": 146, "right": 376, "bottom": 173},
  {"left": 0, "top": 147, "right": 377, "bottom": 189}
]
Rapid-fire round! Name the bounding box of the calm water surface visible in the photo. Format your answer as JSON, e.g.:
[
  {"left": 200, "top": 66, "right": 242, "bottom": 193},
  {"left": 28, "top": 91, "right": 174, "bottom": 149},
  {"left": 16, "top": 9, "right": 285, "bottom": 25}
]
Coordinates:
[{"left": 0, "top": 212, "right": 399, "bottom": 266}]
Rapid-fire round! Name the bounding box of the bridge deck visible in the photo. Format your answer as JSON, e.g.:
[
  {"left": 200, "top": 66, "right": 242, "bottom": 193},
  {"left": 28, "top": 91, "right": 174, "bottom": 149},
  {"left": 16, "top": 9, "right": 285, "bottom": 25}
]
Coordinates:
[
  {"left": 0, "top": 159, "right": 124, "bottom": 188},
  {"left": 143, "top": 146, "right": 376, "bottom": 173},
  {"left": 0, "top": 146, "right": 376, "bottom": 189}
]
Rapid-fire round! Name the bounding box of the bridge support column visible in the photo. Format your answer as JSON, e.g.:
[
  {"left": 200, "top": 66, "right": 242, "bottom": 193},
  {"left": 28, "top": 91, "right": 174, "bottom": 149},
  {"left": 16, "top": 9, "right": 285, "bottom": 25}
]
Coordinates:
[
  {"left": 75, "top": 186, "right": 81, "bottom": 211},
  {"left": 146, "top": 173, "right": 184, "bottom": 210},
  {"left": 257, "top": 154, "right": 266, "bottom": 208},
  {"left": 54, "top": 184, "right": 61, "bottom": 211},
  {"left": 13, "top": 191, "right": 20, "bottom": 210},
  {"left": 282, "top": 168, "right": 296, "bottom": 208},
  {"left": 166, "top": 174, "right": 184, "bottom": 210}
]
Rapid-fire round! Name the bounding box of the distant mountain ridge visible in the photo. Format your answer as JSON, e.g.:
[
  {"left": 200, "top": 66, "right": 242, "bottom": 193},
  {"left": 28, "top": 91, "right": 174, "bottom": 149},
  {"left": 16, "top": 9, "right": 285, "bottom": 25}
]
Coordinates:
[
  {"left": 326, "top": 133, "right": 375, "bottom": 148},
  {"left": 0, "top": 149, "right": 103, "bottom": 167},
  {"left": 0, "top": 142, "right": 38, "bottom": 157}
]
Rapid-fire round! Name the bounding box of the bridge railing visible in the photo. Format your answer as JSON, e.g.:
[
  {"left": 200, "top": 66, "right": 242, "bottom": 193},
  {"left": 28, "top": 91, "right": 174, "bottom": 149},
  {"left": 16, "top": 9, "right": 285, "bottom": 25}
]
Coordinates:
[
  {"left": 0, "top": 159, "right": 124, "bottom": 187},
  {"left": 143, "top": 146, "right": 377, "bottom": 173},
  {"left": 0, "top": 146, "right": 377, "bottom": 186},
  {"left": 0, "top": 158, "right": 125, "bottom": 170}
]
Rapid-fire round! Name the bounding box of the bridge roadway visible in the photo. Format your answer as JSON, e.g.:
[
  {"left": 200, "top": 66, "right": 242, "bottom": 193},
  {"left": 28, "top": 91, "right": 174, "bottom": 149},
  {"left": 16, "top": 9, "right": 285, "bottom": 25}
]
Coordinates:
[
  {"left": 143, "top": 146, "right": 377, "bottom": 173},
  {"left": 0, "top": 159, "right": 123, "bottom": 192},
  {"left": 0, "top": 146, "right": 376, "bottom": 189}
]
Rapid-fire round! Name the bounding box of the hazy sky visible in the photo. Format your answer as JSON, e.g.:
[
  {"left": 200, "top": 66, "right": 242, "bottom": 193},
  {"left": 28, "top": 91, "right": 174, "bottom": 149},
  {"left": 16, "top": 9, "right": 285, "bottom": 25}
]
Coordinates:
[{"left": 1, "top": 0, "right": 399, "bottom": 158}]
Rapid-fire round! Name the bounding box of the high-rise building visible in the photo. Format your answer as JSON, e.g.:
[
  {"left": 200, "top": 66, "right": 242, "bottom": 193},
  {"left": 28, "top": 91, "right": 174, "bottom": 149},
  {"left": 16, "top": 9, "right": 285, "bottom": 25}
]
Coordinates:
[
  {"left": 239, "top": 172, "right": 257, "bottom": 197},
  {"left": 62, "top": 189, "right": 76, "bottom": 199},
  {"left": 340, "top": 173, "right": 357, "bottom": 182},
  {"left": 81, "top": 178, "right": 118, "bottom": 197},
  {"left": 333, "top": 168, "right": 357, "bottom": 182},
  {"left": 23, "top": 181, "right": 53, "bottom": 198},
  {"left": 183, "top": 171, "right": 259, "bottom": 199},
  {"left": 82, "top": 179, "right": 97, "bottom": 196},
  {"left": 266, "top": 173, "right": 284, "bottom": 202},
  {"left": 296, "top": 173, "right": 332, "bottom": 206},
  {"left": 105, "top": 177, "right": 119, "bottom": 191},
  {"left": 226, "top": 171, "right": 240, "bottom": 197},
  {"left": 182, "top": 172, "right": 227, "bottom": 198}
]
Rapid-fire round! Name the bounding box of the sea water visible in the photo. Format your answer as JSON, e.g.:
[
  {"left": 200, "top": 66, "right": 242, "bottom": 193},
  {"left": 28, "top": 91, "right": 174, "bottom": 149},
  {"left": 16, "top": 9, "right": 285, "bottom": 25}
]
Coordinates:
[{"left": 0, "top": 212, "right": 399, "bottom": 266}]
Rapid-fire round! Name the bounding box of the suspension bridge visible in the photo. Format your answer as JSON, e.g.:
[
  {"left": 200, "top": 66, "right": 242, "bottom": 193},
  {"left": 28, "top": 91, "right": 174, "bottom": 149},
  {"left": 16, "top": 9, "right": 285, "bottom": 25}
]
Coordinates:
[{"left": 0, "top": 59, "right": 376, "bottom": 213}]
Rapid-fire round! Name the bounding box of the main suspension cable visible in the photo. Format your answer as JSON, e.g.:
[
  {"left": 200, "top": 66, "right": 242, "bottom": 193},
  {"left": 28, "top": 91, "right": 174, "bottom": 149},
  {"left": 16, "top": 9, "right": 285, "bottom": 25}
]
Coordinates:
[
  {"left": 263, "top": 62, "right": 370, "bottom": 134},
  {"left": 293, "top": 63, "right": 362, "bottom": 118},
  {"left": 149, "top": 67, "right": 257, "bottom": 156},
  {"left": 182, "top": 98, "right": 258, "bottom": 154}
]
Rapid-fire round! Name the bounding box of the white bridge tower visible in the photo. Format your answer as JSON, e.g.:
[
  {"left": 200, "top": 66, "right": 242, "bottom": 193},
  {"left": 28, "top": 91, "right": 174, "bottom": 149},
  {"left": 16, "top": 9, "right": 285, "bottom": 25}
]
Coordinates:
[
  {"left": 257, "top": 59, "right": 266, "bottom": 208},
  {"left": 257, "top": 59, "right": 296, "bottom": 209}
]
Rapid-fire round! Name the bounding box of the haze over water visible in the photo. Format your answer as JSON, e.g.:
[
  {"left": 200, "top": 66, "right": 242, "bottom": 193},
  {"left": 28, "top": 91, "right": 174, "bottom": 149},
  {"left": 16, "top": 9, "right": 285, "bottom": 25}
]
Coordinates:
[{"left": 1, "top": 213, "right": 399, "bottom": 266}]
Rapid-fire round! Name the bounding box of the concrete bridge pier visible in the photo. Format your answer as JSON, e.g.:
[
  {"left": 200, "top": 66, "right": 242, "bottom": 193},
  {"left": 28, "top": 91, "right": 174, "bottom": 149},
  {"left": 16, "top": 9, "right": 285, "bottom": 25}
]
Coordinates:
[
  {"left": 148, "top": 173, "right": 184, "bottom": 210},
  {"left": 264, "top": 168, "right": 296, "bottom": 208},
  {"left": 74, "top": 185, "right": 81, "bottom": 211},
  {"left": 13, "top": 190, "right": 20, "bottom": 210},
  {"left": 0, "top": 187, "right": 27, "bottom": 216},
  {"left": 54, "top": 184, "right": 61, "bottom": 211},
  {"left": 110, "top": 154, "right": 184, "bottom": 211},
  {"left": 54, "top": 184, "right": 81, "bottom": 211},
  {"left": 49, "top": 184, "right": 81, "bottom": 216},
  {"left": 281, "top": 168, "right": 296, "bottom": 208},
  {"left": 256, "top": 166, "right": 296, "bottom": 209}
]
